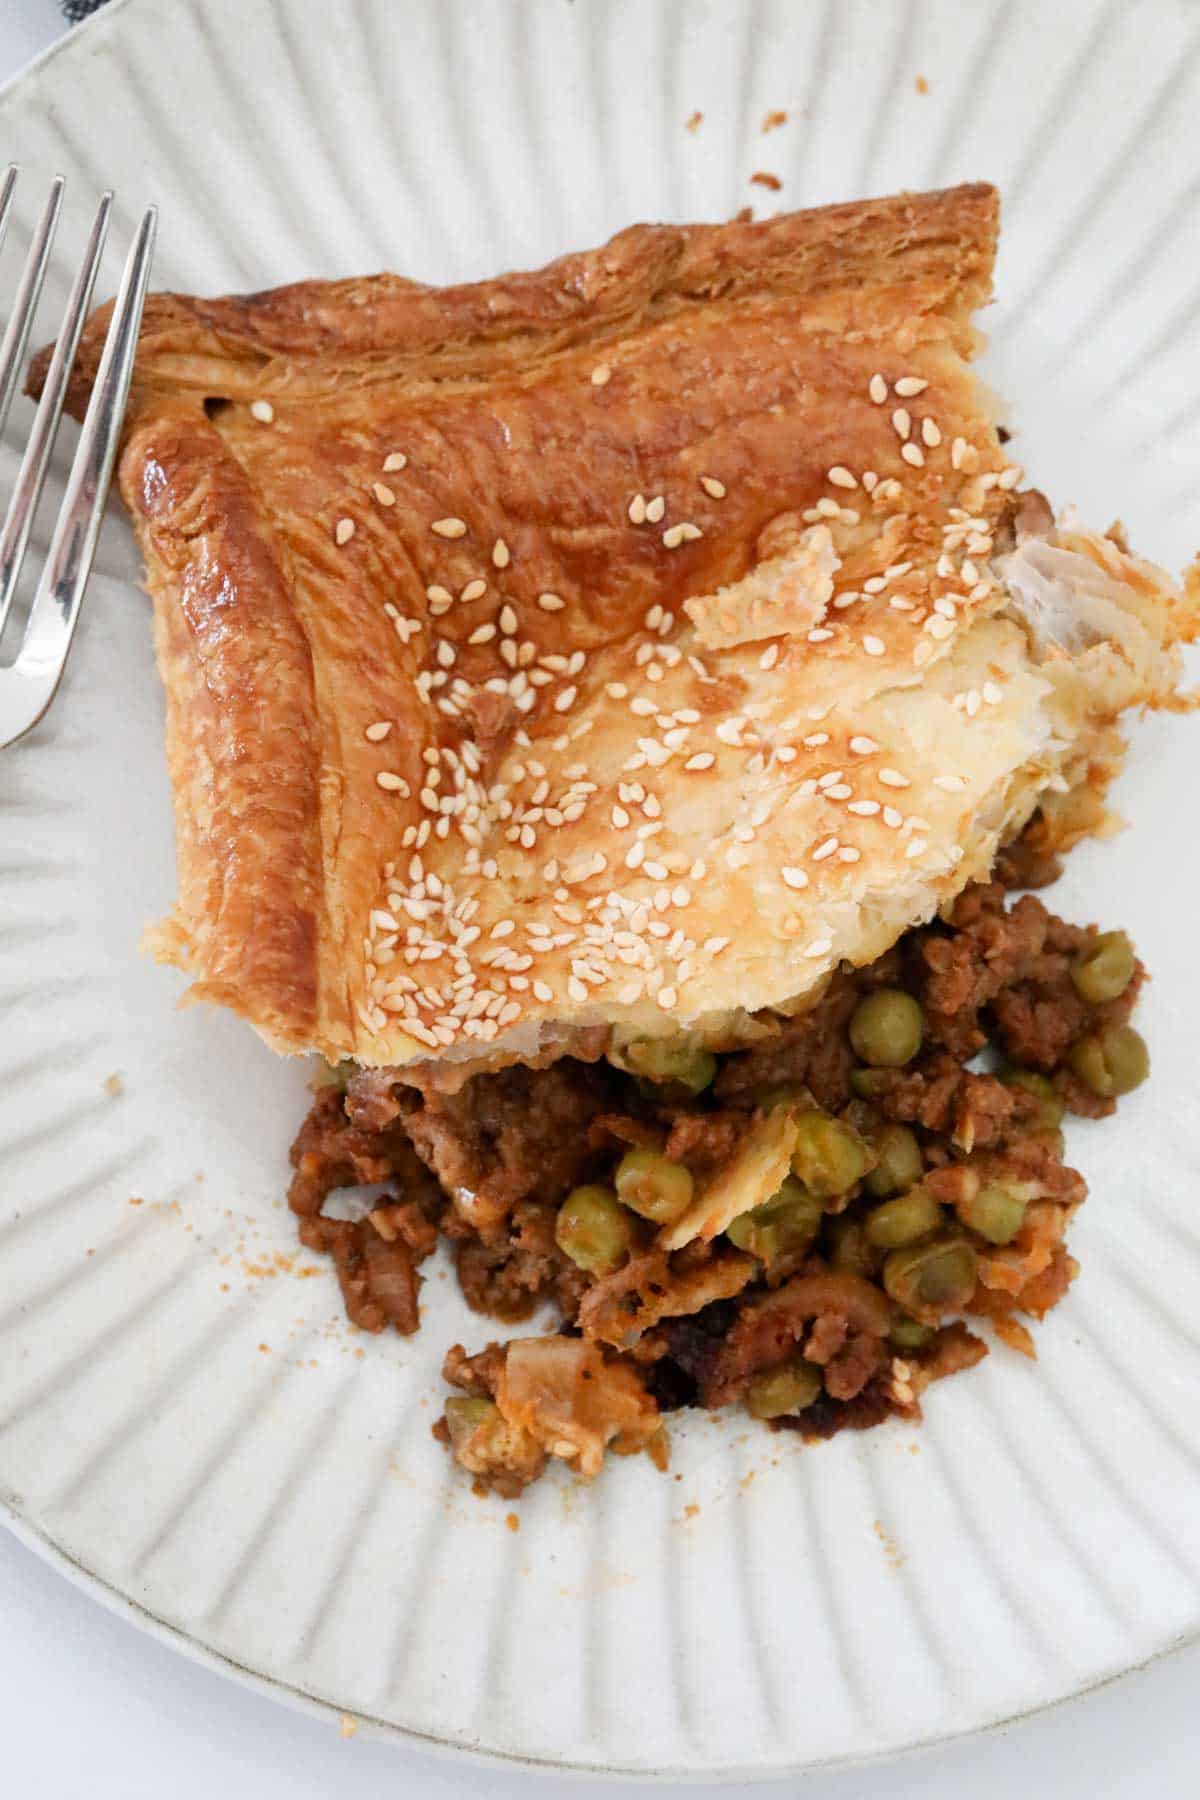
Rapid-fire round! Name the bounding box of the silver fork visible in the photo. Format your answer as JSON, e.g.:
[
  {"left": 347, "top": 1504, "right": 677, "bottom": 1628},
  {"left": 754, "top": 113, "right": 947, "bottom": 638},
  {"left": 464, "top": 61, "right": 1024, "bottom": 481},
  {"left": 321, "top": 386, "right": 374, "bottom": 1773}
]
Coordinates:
[{"left": 0, "top": 167, "right": 156, "bottom": 749}]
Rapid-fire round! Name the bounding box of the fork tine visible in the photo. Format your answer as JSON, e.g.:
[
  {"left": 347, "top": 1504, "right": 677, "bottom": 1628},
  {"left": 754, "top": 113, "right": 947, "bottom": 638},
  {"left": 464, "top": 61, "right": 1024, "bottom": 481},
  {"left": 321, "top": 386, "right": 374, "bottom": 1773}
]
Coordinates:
[
  {"left": 1, "top": 206, "right": 157, "bottom": 749},
  {"left": 0, "top": 192, "right": 112, "bottom": 642},
  {"left": 0, "top": 166, "right": 18, "bottom": 255},
  {"left": 0, "top": 174, "right": 64, "bottom": 440}
]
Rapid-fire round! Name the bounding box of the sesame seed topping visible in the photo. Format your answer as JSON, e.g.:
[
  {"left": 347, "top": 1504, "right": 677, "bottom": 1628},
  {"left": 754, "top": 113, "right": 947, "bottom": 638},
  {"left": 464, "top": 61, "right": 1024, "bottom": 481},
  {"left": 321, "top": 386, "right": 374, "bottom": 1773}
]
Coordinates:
[
  {"left": 645, "top": 495, "right": 666, "bottom": 523},
  {"left": 883, "top": 805, "right": 903, "bottom": 828},
  {"left": 468, "top": 623, "right": 496, "bottom": 645},
  {"left": 538, "top": 592, "right": 566, "bottom": 612},
  {"left": 373, "top": 482, "right": 396, "bottom": 507},
  {"left": 838, "top": 846, "right": 861, "bottom": 862},
  {"left": 591, "top": 363, "right": 612, "bottom": 387},
  {"left": 432, "top": 517, "right": 467, "bottom": 538},
  {"left": 807, "top": 627, "right": 833, "bottom": 643},
  {"left": 869, "top": 373, "right": 888, "bottom": 404},
  {"left": 878, "top": 768, "right": 910, "bottom": 788},
  {"left": 894, "top": 376, "right": 928, "bottom": 398},
  {"left": 921, "top": 418, "right": 941, "bottom": 448},
  {"left": 951, "top": 436, "right": 968, "bottom": 470},
  {"left": 926, "top": 615, "right": 955, "bottom": 640},
  {"left": 554, "top": 686, "right": 578, "bottom": 713},
  {"left": 848, "top": 798, "right": 880, "bottom": 816},
  {"left": 982, "top": 681, "right": 1003, "bottom": 705},
  {"left": 383, "top": 451, "right": 407, "bottom": 473},
  {"left": 891, "top": 408, "right": 911, "bottom": 440},
  {"left": 365, "top": 721, "right": 393, "bottom": 742},
  {"left": 805, "top": 939, "right": 833, "bottom": 959},
  {"left": 849, "top": 736, "right": 879, "bottom": 756},
  {"left": 900, "top": 442, "right": 925, "bottom": 468},
  {"left": 827, "top": 465, "right": 857, "bottom": 489},
  {"left": 862, "top": 635, "right": 886, "bottom": 656},
  {"left": 812, "top": 837, "right": 838, "bottom": 862},
  {"left": 461, "top": 578, "right": 487, "bottom": 603},
  {"left": 759, "top": 643, "right": 780, "bottom": 671},
  {"left": 663, "top": 521, "right": 703, "bottom": 548},
  {"left": 934, "top": 774, "right": 966, "bottom": 791},
  {"left": 376, "top": 771, "right": 410, "bottom": 794},
  {"left": 335, "top": 517, "right": 355, "bottom": 546},
  {"left": 700, "top": 474, "right": 727, "bottom": 498},
  {"left": 998, "top": 463, "right": 1023, "bottom": 489},
  {"left": 905, "top": 837, "right": 928, "bottom": 860},
  {"left": 685, "top": 752, "right": 715, "bottom": 771},
  {"left": 426, "top": 584, "right": 453, "bottom": 605},
  {"left": 781, "top": 866, "right": 808, "bottom": 890},
  {"left": 628, "top": 493, "right": 648, "bottom": 524},
  {"left": 657, "top": 986, "right": 678, "bottom": 1010},
  {"left": 250, "top": 399, "right": 274, "bottom": 423}
]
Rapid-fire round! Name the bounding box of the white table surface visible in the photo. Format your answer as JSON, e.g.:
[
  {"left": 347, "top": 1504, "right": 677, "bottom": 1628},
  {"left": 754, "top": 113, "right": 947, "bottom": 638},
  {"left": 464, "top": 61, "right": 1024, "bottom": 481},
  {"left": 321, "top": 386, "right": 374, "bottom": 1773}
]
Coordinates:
[{"left": 2, "top": 3, "right": 1199, "bottom": 1793}]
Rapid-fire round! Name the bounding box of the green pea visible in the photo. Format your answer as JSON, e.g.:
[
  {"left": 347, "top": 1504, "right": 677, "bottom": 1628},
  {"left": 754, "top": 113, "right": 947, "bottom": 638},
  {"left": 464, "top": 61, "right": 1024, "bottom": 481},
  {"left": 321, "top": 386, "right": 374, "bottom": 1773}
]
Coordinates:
[
  {"left": 614, "top": 1147, "right": 694, "bottom": 1225},
  {"left": 883, "top": 1234, "right": 977, "bottom": 1317},
  {"left": 726, "top": 1177, "right": 823, "bottom": 1264},
  {"left": 957, "top": 1184, "right": 1027, "bottom": 1245},
  {"left": 1070, "top": 931, "right": 1136, "bottom": 1005},
  {"left": 889, "top": 1314, "right": 934, "bottom": 1352},
  {"left": 865, "top": 1187, "right": 944, "bottom": 1249},
  {"left": 616, "top": 1036, "right": 716, "bottom": 1095},
  {"left": 866, "top": 1124, "right": 924, "bottom": 1198},
  {"left": 824, "top": 1214, "right": 877, "bottom": 1279},
  {"left": 791, "top": 1110, "right": 873, "bottom": 1197},
  {"left": 1001, "top": 1067, "right": 1065, "bottom": 1129},
  {"left": 849, "top": 988, "right": 924, "bottom": 1068},
  {"left": 850, "top": 1067, "right": 894, "bottom": 1101},
  {"left": 555, "top": 1185, "right": 635, "bottom": 1275},
  {"left": 1068, "top": 1025, "right": 1150, "bottom": 1098},
  {"left": 444, "top": 1396, "right": 500, "bottom": 1448},
  {"left": 745, "top": 1357, "right": 823, "bottom": 1420}
]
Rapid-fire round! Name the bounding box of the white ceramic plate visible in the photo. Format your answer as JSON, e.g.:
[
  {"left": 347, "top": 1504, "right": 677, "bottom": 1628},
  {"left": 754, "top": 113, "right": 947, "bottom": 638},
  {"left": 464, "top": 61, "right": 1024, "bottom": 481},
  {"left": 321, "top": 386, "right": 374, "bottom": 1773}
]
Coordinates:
[{"left": 3, "top": 0, "right": 1200, "bottom": 1777}]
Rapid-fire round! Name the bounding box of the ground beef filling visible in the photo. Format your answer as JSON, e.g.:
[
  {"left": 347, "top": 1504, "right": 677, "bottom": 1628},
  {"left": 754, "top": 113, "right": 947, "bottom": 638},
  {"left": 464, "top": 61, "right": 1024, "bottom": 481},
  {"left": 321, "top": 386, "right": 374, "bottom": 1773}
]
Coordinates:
[{"left": 287, "top": 875, "right": 1149, "bottom": 1495}]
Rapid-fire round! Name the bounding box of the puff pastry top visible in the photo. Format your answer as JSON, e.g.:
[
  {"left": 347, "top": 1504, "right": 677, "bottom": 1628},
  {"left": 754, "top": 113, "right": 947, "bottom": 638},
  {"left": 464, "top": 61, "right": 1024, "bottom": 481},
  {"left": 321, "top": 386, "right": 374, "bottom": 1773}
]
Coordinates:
[{"left": 36, "top": 183, "right": 1195, "bottom": 1069}]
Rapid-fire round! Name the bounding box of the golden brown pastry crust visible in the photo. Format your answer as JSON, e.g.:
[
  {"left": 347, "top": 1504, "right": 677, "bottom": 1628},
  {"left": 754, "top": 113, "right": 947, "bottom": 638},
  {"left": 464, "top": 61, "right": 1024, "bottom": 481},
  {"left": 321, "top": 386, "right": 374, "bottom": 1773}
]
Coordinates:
[{"left": 32, "top": 183, "right": 1193, "bottom": 1066}]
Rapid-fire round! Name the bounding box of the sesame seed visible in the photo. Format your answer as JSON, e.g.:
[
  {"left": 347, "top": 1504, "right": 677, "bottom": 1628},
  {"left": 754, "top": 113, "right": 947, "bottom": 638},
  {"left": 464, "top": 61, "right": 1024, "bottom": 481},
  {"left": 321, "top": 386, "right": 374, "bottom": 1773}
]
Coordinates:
[
  {"left": 900, "top": 442, "right": 925, "bottom": 468},
  {"left": 837, "top": 846, "right": 861, "bottom": 863},
  {"left": 863, "top": 635, "right": 886, "bottom": 656},
  {"left": 759, "top": 643, "right": 780, "bottom": 671},
  {"left": 426, "top": 584, "right": 453, "bottom": 605},
  {"left": 869, "top": 373, "right": 888, "bottom": 404},
  {"left": 533, "top": 980, "right": 553, "bottom": 1003},
  {"left": 461, "top": 578, "right": 487, "bottom": 603},
  {"left": 805, "top": 939, "right": 833, "bottom": 959},
  {"left": 657, "top": 986, "right": 678, "bottom": 1010},
  {"left": 335, "top": 518, "right": 355, "bottom": 546},
  {"left": 894, "top": 376, "right": 928, "bottom": 398},
  {"left": 646, "top": 496, "right": 666, "bottom": 523},
  {"left": 926, "top": 615, "right": 955, "bottom": 640},
  {"left": 554, "top": 686, "right": 578, "bottom": 713},
  {"left": 537, "top": 592, "right": 566, "bottom": 614},
  {"left": 879, "top": 768, "right": 910, "bottom": 788},
  {"left": 982, "top": 681, "right": 1003, "bottom": 705},
  {"left": 951, "top": 436, "right": 968, "bottom": 470},
  {"left": 591, "top": 363, "right": 612, "bottom": 387},
  {"left": 250, "top": 399, "right": 274, "bottom": 423},
  {"left": 891, "top": 408, "right": 911, "bottom": 440},
  {"left": 700, "top": 474, "right": 726, "bottom": 499},
  {"left": 998, "top": 463, "right": 1023, "bottom": 490},
  {"left": 376, "top": 771, "right": 410, "bottom": 794},
  {"left": 905, "top": 838, "right": 928, "bottom": 860},
  {"left": 365, "top": 721, "right": 393, "bottom": 742},
  {"left": 807, "top": 627, "right": 833, "bottom": 643},
  {"left": 883, "top": 805, "right": 903, "bottom": 828},
  {"left": 921, "top": 418, "right": 941, "bottom": 448},
  {"left": 934, "top": 774, "right": 966, "bottom": 791},
  {"left": 812, "top": 838, "right": 838, "bottom": 862},
  {"left": 849, "top": 736, "right": 878, "bottom": 756},
  {"left": 373, "top": 482, "right": 396, "bottom": 507},
  {"left": 826, "top": 784, "right": 852, "bottom": 801},
  {"left": 432, "top": 517, "right": 467, "bottom": 538},
  {"left": 965, "top": 689, "right": 982, "bottom": 717},
  {"left": 815, "top": 497, "right": 841, "bottom": 519},
  {"left": 490, "top": 539, "right": 511, "bottom": 571},
  {"left": 827, "top": 466, "right": 857, "bottom": 489},
  {"left": 685, "top": 752, "right": 715, "bottom": 771},
  {"left": 848, "top": 798, "right": 880, "bottom": 816},
  {"left": 468, "top": 623, "right": 496, "bottom": 645},
  {"left": 863, "top": 576, "right": 887, "bottom": 595},
  {"left": 781, "top": 866, "right": 808, "bottom": 890},
  {"left": 383, "top": 451, "right": 407, "bottom": 473},
  {"left": 862, "top": 470, "right": 878, "bottom": 492}
]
